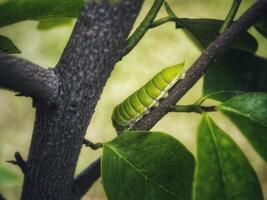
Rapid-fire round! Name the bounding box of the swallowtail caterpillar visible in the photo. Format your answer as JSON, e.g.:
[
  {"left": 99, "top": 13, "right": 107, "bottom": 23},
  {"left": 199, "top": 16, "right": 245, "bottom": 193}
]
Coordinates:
[{"left": 112, "top": 62, "right": 185, "bottom": 133}]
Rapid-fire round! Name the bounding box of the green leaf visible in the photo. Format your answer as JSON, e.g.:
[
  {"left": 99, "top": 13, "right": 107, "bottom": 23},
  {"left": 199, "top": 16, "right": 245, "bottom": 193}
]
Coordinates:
[
  {"left": 203, "top": 49, "right": 267, "bottom": 101},
  {"left": 176, "top": 18, "right": 258, "bottom": 53},
  {"left": 218, "top": 93, "right": 267, "bottom": 161},
  {"left": 101, "top": 131, "right": 194, "bottom": 200},
  {"left": 193, "top": 115, "right": 263, "bottom": 200},
  {"left": 0, "top": 0, "right": 84, "bottom": 27},
  {"left": 254, "top": 15, "right": 267, "bottom": 38},
  {"left": 36, "top": 18, "right": 73, "bottom": 30},
  {"left": 0, "top": 163, "right": 21, "bottom": 187},
  {"left": 0, "top": 35, "right": 21, "bottom": 54}
]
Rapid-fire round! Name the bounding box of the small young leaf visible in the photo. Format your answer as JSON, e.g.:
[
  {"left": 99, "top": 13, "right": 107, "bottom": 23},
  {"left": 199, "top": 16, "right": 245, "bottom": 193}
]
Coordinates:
[
  {"left": 218, "top": 93, "right": 267, "bottom": 161},
  {"left": 0, "top": 35, "right": 21, "bottom": 54},
  {"left": 193, "top": 115, "right": 263, "bottom": 200},
  {"left": 176, "top": 18, "right": 258, "bottom": 53},
  {"left": 203, "top": 49, "right": 267, "bottom": 101},
  {"left": 254, "top": 15, "right": 267, "bottom": 38},
  {"left": 0, "top": 163, "right": 21, "bottom": 187},
  {"left": 102, "top": 131, "right": 194, "bottom": 200},
  {"left": 0, "top": 0, "right": 84, "bottom": 27}
]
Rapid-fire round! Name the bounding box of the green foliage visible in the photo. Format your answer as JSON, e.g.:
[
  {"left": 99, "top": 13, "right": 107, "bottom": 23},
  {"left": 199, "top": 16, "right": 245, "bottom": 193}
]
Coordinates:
[
  {"left": 175, "top": 18, "right": 258, "bottom": 53},
  {"left": 101, "top": 131, "right": 194, "bottom": 200},
  {"left": 0, "top": 35, "right": 21, "bottom": 54},
  {"left": 193, "top": 115, "right": 263, "bottom": 200},
  {"left": 0, "top": 163, "right": 21, "bottom": 187},
  {"left": 254, "top": 15, "right": 267, "bottom": 38},
  {"left": 218, "top": 93, "right": 267, "bottom": 161},
  {"left": 0, "top": 0, "right": 84, "bottom": 28},
  {"left": 203, "top": 50, "right": 267, "bottom": 101}
]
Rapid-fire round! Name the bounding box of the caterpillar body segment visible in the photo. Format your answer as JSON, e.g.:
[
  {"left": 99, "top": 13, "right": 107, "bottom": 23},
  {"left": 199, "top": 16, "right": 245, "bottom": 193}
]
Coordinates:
[{"left": 112, "top": 62, "right": 185, "bottom": 133}]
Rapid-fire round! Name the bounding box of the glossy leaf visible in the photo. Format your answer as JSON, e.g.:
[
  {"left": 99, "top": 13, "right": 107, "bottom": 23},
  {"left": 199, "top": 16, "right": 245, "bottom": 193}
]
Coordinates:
[
  {"left": 0, "top": 35, "right": 21, "bottom": 54},
  {"left": 254, "top": 15, "right": 267, "bottom": 38},
  {"left": 0, "top": 0, "right": 84, "bottom": 27},
  {"left": 219, "top": 93, "right": 267, "bottom": 161},
  {"left": 193, "top": 115, "right": 263, "bottom": 200},
  {"left": 203, "top": 49, "right": 267, "bottom": 101},
  {"left": 0, "top": 163, "right": 21, "bottom": 187},
  {"left": 176, "top": 18, "right": 258, "bottom": 53},
  {"left": 102, "top": 131, "right": 194, "bottom": 200}
]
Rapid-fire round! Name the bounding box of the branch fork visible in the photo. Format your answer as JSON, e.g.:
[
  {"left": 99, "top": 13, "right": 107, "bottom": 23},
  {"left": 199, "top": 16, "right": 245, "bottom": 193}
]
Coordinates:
[{"left": 6, "top": 152, "right": 27, "bottom": 174}]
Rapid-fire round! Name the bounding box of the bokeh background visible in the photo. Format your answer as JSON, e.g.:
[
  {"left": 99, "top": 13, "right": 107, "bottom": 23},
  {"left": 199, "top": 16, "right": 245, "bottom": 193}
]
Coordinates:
[{"left": 0, "top": 0, "right": 266, "bottom": 199}]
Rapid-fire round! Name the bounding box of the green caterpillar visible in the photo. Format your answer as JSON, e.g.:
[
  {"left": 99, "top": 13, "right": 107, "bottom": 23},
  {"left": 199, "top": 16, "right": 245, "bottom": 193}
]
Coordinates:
[{"left": 112, "top": 62, "right": 185, "bottom": 133}]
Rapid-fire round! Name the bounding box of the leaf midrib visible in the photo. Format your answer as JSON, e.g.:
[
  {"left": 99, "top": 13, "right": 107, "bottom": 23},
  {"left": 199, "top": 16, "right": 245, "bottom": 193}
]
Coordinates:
[
  {"left": 105, "top": 143, "right": 178, "bottom": 199},
  {"left": 205, "top": 115, "right": 227, "bottom": 199}
]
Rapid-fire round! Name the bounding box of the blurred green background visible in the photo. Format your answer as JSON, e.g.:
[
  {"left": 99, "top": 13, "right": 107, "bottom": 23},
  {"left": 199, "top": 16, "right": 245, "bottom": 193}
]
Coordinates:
[{"left": 0, "top": 0, "right": 266, "bottom": 199}]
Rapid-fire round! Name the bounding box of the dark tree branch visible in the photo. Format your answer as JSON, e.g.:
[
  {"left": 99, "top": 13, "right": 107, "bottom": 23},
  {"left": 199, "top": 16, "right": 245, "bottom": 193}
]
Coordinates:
[
  {"left": 6, "top": 152, "right": 27, "bottom": 174},
  {"left": 76, "top": 0, "right": 267, "bottom": 192},
  {"left": 0, "top": 53, "right": 58, "bottom": 105},
  {"left": 21, "top": 1, "right": 144, "bottom": 200},
  {"left": 72, "top": 158, "right": 101, "bottom": 199}
]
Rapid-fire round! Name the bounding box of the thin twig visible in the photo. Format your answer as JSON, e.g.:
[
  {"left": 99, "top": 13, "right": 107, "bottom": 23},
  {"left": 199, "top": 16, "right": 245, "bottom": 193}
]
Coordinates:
[
  {"left": 125, "top": 0, "right": 164, "bottom": 55},
  {"left": 150, "top": 16, "right": 178, "bottom": 28},
  {"left": 72, "top": 158, "right": 101, "bottom": 199},
  {"left": 6, "top": 152, "right": 27, "bottom": 174},
  {"left": 220, "top": 0, "right": 242, "bottom": 33},
  {"left": 83, "top": 139, "right": 103, "bottom": 150}
]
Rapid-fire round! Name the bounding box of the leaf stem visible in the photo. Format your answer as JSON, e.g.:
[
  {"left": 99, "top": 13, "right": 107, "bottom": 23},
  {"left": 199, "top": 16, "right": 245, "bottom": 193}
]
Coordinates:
[
  {"left": 150, "top": 16, "right": 178, "bottom": 28},
  {"left": 164, "top": 2, "right": 177, "bottom": 18},
  {"left": 83, "top": 139, "right": 103, "bottom": 150},
  {"left": 194, "top": 90, "right": 243, "bottom": 105},
  {"left": 220, "top": 0, "right": 242, "bottom": 33},
  {"left": 149, "top": 2, "right": 179, "bottom": 28},
  {"left": 170, "top": 105, "right": 217, "bottom": 114},
  {"left": 125, "top": 0, "right": 164, "bottom": 54}
]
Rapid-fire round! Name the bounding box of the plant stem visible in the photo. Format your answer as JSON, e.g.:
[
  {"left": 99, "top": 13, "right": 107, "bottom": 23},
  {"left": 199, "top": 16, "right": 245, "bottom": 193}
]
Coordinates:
[
  {"left": 220, "top": 0, "right": 242, "bottom": 33},
  {"left": 83, "top": 139, "right": 103, "bottom": 150},
  {"left": 194, "top": 90, "right": 243, "bottom": 105},
  {"left": 149, "top": 2, "right": 179, "bottom": 28},
  {"left": 125, "top": 0, "right": 164, "bottom": 54},
  {"left": 164, "top": 2, "right": 177, "bottom": 18},
  {"left": 150, "top": 16, "right": 178, "bottom": 28},
  {"left": 170, "top": 105, "right": 216, "bottom": 114}
]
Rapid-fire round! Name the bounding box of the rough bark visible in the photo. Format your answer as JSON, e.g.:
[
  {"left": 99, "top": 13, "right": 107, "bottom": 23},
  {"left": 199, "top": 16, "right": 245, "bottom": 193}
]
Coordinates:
[
  {"left": 0, "top": 53, "right": 58, "bottom": 104},
  {"left": 21, "top": 1, "right": 144, "bottom": 199}
]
